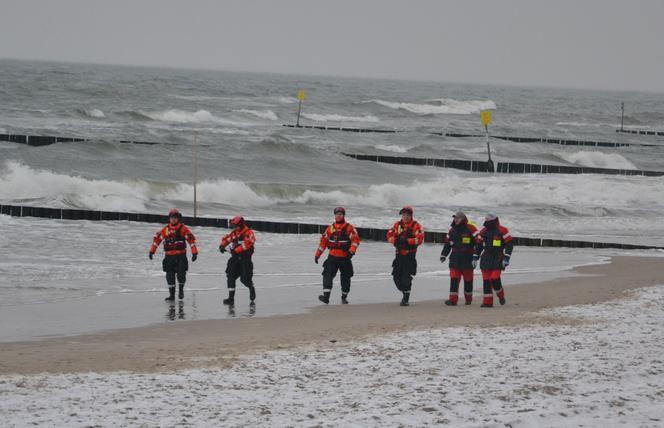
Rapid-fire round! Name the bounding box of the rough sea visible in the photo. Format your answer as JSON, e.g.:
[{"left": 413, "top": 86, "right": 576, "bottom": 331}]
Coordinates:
[{"left": 1, "top": 59, "right": 663, "bottom": 318}]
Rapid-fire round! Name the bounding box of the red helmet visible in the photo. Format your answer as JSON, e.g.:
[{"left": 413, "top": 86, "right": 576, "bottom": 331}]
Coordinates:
[
  {"left": 399, "top": 205, "right": 414, "bottom": 215},
  {"left": 333, "top": 206, "right": 346, "bottom": 215},
  {"left": 230, "top": 215, "right": 244, "bottom": 227},
  {"left": 168, "top": 208, "right": 182, "bottom": 219}
]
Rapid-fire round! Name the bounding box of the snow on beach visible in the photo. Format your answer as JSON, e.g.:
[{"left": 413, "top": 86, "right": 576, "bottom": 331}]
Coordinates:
[{"left": 1, "top": 286, "right": 663, "bottom": 427}]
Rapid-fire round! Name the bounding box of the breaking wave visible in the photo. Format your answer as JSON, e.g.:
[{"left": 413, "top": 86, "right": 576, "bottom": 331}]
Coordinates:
[
  {"left": 2, "top": 161, "right": 661, "bottom": 215},
  {"left": 556, "top": 151, "right": 637, "bottom": 170},
  {"left": 77, "top": 108, "right": 105, "bottom": 118},
  {"left": 367, "top": 98, "right": 496, "bottom": 115},
  {"left": 131, "top": 109, "right": 251, "bottom": 126},
  {"left": 234, "top": 109, "right": 278, "bottom": 121},
  {"left": 301, "top": 113, "right": 380, "bottom": 123}
]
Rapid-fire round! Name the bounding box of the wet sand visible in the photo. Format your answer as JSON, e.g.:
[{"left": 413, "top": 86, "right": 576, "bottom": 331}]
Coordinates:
[{"left": 0, "top": 256, "right": 661, "bottom": 375}]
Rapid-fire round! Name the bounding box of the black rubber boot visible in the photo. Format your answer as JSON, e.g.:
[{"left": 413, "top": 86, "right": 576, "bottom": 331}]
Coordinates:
[
  {"left": 178, "top": 284, "right": 184, "bottom": 299},
  {"left": 400, "top": 292, "right": 410, "bottom": 306},
  {"left": 499, "top": 297, "right": 506, "bottom": 305},
  {"left": 223, "top": 289, "right": 236, "bottom": 306},
  {"left": 165, "top": 287, "right": 175, "bottom": 301},
  {"left": 341, "top": 293, "right": 349, "bottom": 305},
  {"left": 318, "top": 293, "right": 330, "bottom": 304}
]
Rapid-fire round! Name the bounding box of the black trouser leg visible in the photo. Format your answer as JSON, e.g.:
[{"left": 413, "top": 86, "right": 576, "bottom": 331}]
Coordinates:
[
  {"left": 226, "top": 257, "right": 240, "bottom": 301},
  {"left": 239, "top": 257, "right": 255, "bottom": 301},
  {"left": 464, "top": 279, "right": 473, "bottom": 303},
  {"left": 339, "top": 258, "right": 353, "bottom": 297},
  {"left": 322, "top": 257, "right": 340, "bottom": 298}
]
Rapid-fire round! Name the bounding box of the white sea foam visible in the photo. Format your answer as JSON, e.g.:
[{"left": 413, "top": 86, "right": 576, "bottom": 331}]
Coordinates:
[
  {"left": 1, "top": 161, "right": 662, "bottom": 214},
  {"left": 368, "top": 98, "right": 496, "bottom": 115},
  {"left": 140, "top": 109, "right": 250, "bottom": 126},
  {"left": 557, "top": 151, "right": 637, "bottom": 169},
  {"left": 83, "top": 108, "right": 105, "bottom": 118},
  {"left": 234, "top": 109, "right": 278, "bottom": 121},
  {"left": 374, "top": 144, "right": 408, "bottom": 153},
  {"left": 277, "top": 96, "right": 298, "bottom": 104},
  {"left": 301, "top": 113, "right": 380, "bottom": 123}
]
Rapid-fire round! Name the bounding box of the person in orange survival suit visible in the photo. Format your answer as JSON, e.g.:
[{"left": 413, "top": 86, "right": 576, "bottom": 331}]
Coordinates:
[
  {"left": 219, "top": 216, "right": 257, "bottom": 306},
  {"left": 440, "top": 211, "right": 480, "bottom": 306},
  {"left": 387, "top": 205, "right": 424, "bottom": 306},
  {"left": 315, "top": 207, "right": 360, "bottom": 304},
  {"left": 149, "top": 209, "right": 198, "bottom": 301},
  {"left": 474, "top": 213, "right": 514, "bottom": 308}
]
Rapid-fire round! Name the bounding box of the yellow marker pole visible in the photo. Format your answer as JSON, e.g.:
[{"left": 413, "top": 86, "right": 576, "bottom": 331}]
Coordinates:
[
  {"left": 480, "top": 110, "right": 494, "bottom": 172},
  {"left": 193, "top": 131, "right": 198, "bottom": 218},
  {"left": 296, "top": 90, "right": 305, "bottom": 127}
]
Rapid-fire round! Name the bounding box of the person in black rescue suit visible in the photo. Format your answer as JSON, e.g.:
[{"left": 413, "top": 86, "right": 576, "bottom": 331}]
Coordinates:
[
  {"left": 149, "top": 209, "right": 198, "bottom": 301},
  {"left": 474, "top": 213, "right": 514, "bottom": 308},
  {"left": 314, "top": 207, "right": 360, "bottom": 304},
  {"left": 440, "top": 211, "right": 479, "bottom": 306},
  {"left": 219, "top": 216, "right": 257, "bottom": 306}
]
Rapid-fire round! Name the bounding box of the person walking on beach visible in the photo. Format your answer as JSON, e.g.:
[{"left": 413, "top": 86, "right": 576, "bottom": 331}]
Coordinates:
[
  {"left": 219, "top": 216, "right": 257, "bottom": 306},
  {"left": 314, "top": 207, "right": 360, "bottom": 304},
  {"left": 440, "top": 211, "right": 479, "bottom": 306},
  {"left": 149, "top": 208, "right": 198, "bottom": 301},
  {"left": 474, "top": 213, "right": 513, "bottom": 308},
  {"left": 387, "top": 205, "right": 424, "bottom": 306}
]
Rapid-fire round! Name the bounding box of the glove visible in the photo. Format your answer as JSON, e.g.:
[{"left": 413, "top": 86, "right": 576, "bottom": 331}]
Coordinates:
[
  {"left": 219, "top": 245, "right": 226, "bottom": 254},
  {"left": 192, "top": 253, "right": 197, "bottom": 262},
  {"left": 348, "top": 252, "right": 354, "bottom": 259},
  {"left": 471, "top": 255, "right": 479, "bottom": 269},
  {"left": 149, "top": 252, "right": 154, "bottom": 260},
  {"left": 439, "top": 255, "right": 446, "bottom": 264},
  {"left": 314, "top": 255, "right": 320, "bottom": 264},
  {"left": 502, "top": 255, "right": 510, "bottom": 269}
]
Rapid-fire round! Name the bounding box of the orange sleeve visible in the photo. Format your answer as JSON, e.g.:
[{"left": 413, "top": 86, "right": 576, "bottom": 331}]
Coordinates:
[
  {"left": 149, "top": 227, "right": 165, "bottom": 253},
  {"left": 181, "top": 225, "right": 198, "bottom": 254},
  {"left": 315, "top": 226, "right": 331, "bottom": 257},
  {"left": 386, "top": 222, "right": 397, "bottom": 244},
  {"left": 407, "top": 222, "right": 424, "bottom": 247},
  {"left": 220, "top": 231, "right": 233, "bottom": 249},
  {"left": 348, "top": 225, "right": 360, "bottom": 254}
]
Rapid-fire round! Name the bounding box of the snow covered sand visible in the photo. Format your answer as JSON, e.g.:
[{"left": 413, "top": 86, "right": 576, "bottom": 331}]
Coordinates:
[{"left": 1, "top": 268, "right": 663, "bottom": 426}]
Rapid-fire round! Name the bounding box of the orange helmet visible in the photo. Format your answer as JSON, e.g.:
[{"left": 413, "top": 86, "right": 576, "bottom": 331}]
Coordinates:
[
  {"left": 168, "top": 208, "right": 182, "bottom": 219},
  {"left": 230, "top": 216, "right": 244, "bottom": 227},
  {"left": 399, "top": 205, "right": 414, "bottom": 215}
]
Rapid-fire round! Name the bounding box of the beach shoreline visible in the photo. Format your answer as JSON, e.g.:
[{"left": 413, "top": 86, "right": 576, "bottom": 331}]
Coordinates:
[{"left": 1, "top": 255, "right": 661, "bottom": 375}]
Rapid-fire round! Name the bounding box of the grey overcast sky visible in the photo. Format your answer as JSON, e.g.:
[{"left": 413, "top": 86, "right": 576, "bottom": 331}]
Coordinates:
[{"left": 1, "top": 0, "right": 663, "bottom": 92}]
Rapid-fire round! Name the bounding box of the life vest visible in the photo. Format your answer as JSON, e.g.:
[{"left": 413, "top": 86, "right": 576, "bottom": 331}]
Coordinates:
[
  {"left": 480, "top": 226, "right": 508, "bottom": 254},
  {"left": 163, "top": 223, "right": 187, "bottom": 253},
  {"left": 396, "top": 221, "right": 419, "bottom": 252},
  {"left": 328, "top": 223, "right": 352, "bottom": 251},
  {"left": 449, "top": 223, "right": 478, "bottom": 254},
  {"left": 228, "top": 226, "right": 255, "bottom": 255}
]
